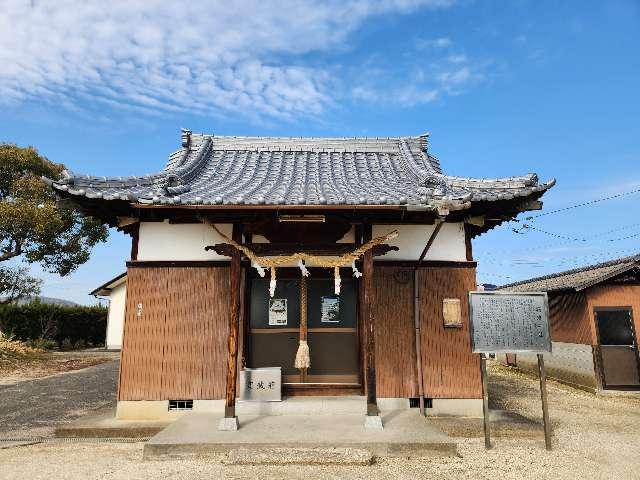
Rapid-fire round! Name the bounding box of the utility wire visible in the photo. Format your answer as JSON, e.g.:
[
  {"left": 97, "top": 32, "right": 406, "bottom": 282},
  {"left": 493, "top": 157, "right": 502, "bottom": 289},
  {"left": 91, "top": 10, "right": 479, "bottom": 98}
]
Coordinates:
[
  {"left": 524, "top": 187, "right": 640, "bottom": 220},
  {"left": 483, "top": 222, "right": 640, "bottom": 258},
  {"left": 478, "top": 245, "right": 639, "bottom": 270}
]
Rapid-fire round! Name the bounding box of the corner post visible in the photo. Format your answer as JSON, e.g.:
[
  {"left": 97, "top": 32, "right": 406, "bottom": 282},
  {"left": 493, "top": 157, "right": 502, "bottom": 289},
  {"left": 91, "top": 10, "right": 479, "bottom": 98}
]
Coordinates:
[
  {"left": 219, "top": 223, "right": 243, "bottom": 431},
  {"left": 363, "top": 223, "right": 382, "bottom": 429}
]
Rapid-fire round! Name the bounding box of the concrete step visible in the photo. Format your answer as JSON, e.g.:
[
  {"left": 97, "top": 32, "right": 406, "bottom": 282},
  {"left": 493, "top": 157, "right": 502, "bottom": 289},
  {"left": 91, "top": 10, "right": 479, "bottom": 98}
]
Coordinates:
[
  {"left": 236, "top": 395, "right": 409, "bottom": 416},
  {"left": 55, "top": 408, "right": 169, "bottom": 439},
  {"left": 143, "top": 411, "right": 457, "bottom": 460},
  {"left": 223, "top": 447, "right": 374, "bottom": 466}
]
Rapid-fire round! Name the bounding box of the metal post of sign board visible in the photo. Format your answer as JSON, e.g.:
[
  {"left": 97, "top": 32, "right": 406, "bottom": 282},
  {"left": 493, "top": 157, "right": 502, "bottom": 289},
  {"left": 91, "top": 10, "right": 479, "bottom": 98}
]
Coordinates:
[
  {"left": 480, "top": 353, "right": 491, "bottom": 449},
  {"left": 537, "top": 353, "right": 552, "bottom": 450}
]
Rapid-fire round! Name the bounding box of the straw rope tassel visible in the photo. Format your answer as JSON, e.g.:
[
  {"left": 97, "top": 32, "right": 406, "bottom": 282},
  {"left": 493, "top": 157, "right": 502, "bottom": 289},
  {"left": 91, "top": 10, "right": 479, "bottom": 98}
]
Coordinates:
[
  {"left": 269, "top": 267, "right": 277, "bottom": 297},
  {"left": 294, "top": 276, "right": 310, "bottom": 370}
]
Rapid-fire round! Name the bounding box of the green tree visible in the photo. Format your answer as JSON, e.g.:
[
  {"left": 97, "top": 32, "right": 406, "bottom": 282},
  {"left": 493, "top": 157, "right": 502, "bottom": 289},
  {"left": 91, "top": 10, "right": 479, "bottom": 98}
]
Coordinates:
[
  {"left": 0, "top": 144, "right": 108, "bottom": 301},
  {"left": 0, "top": 266, "right": 41, "bottom": 304}
]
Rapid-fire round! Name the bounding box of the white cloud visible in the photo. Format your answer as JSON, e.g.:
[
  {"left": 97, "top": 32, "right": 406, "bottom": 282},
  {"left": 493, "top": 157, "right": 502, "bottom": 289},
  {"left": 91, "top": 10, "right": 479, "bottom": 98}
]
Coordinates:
[
  {"left": 351, "top": 47, "right": 485, "bottom": 106},
  {"left": 447, "top": 54, "right": 468, "bottom": 64},
  {"left": 416, "top": 37, "right": 453, "bottom": 49},
  {"left": 0, "top": 0, "right": 453, "bottom": 121},
  {"left": 352, "top": 84, "right": 439, "bottom": 106}
]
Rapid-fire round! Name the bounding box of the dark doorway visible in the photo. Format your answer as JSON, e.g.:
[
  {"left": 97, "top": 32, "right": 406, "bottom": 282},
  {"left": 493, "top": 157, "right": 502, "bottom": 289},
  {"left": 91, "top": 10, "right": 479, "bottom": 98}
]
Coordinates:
[
  {"left": 595, "top": 308, "right": 640, "bottom": 389},
  {"left": 248, "top": 275, "right": 360, "bottom": 390}
]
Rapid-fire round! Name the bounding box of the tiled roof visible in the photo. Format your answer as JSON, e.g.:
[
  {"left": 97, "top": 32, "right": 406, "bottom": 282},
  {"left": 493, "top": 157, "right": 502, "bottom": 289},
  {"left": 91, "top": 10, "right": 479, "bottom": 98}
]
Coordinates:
[
  {"left": 499, "top": 254, "right": 640, "bottom": 293},
  {"left": 44, "top": 129, "right": 555, "bottom": 212}
]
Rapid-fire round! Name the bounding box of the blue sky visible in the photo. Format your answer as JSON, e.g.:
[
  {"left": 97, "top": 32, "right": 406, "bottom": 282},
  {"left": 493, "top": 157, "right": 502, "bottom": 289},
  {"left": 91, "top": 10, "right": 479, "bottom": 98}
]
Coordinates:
[{"left": 1, "top": 0, "right": 639, "bottom": 303}]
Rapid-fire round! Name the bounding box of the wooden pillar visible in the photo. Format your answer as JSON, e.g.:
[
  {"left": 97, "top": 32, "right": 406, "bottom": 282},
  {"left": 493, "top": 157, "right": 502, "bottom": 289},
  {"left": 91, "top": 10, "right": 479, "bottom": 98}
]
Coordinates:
[
  {"left": 362, "top": 223, "right": 379, "bottom": 416},
  {"left": 240, "top": 232, "right": 252, "bottom": 369},
  {"left": 224, "top": 223, "right": 243, "bottom": 419},
  {"left": 130, "top": 223, "right": 139, "bottom": 261}
]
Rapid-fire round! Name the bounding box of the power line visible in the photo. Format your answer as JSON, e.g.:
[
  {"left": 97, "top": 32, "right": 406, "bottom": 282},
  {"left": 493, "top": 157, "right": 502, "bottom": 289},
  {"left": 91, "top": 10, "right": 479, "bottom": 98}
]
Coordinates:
[
  {"left": 517, "top": 225, "right": 585, "bottom": 242},
  {"left": 483, "top": 222, "right": 640, "bottom": 258},
  {"left": 478, "top": 245, "right": 640, "bottom": 270},
  {"left": 525, "top": 187, "right": 640, "bottom": 220}
]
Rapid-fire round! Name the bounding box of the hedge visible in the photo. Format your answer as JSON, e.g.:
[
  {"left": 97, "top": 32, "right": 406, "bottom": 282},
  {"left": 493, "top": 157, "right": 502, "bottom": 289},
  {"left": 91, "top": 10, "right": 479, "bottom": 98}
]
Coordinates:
[{"left": 0, "top": 301, "right": 107, "bottom": 348}]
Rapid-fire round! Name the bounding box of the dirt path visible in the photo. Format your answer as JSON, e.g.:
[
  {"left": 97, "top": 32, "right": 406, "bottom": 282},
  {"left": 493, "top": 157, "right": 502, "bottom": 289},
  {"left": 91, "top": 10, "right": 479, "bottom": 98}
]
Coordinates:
[
  {"left": 0, "top": 350, "right": 118, "bottom": 386},
  {"left": 0, "top": 360, "right": 118, "bottom": 438}
]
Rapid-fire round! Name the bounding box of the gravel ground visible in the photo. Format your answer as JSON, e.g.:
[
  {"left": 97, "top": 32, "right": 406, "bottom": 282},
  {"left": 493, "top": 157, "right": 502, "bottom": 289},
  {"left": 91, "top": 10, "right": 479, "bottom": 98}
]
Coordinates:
[
  {"left": 0, "top": 360, "right": 118, "bottom": 438},
  {"left": 1, "top": 362, "right": 640, "bottom": 479}
]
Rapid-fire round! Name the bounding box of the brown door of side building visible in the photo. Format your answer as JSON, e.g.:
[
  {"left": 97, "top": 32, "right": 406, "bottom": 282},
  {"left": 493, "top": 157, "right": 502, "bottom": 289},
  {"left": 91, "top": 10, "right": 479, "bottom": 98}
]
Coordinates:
[
  {"left": 248, "top": 275, "right": 360, "bottom": 393},
  {"left": 595, "top": 308, "right": 640, "bottom": 389}
]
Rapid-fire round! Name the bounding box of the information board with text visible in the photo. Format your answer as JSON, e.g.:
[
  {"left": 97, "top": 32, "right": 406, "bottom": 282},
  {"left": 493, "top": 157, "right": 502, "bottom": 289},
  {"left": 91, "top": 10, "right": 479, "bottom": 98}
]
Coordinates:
[{"left": 469, "top": 292, "right": 551, "bottom": 354}]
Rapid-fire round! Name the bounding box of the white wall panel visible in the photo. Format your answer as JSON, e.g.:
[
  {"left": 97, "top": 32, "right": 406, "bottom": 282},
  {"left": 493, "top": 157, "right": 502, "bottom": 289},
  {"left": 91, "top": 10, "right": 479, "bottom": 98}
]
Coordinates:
[
  {"left": 137, "top": 221, "right": 232, "bottom": 261},
  {"left": 372, "top": 223, "right": 467, "bottom": 261},
  {"left": 106, "top": 283, "right": 126, "bottom": 349}
]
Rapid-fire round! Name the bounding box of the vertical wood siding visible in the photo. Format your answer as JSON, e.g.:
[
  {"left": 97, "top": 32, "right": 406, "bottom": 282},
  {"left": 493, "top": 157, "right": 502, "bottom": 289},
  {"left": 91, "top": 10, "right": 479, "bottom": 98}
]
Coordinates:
[
  {"left": 118, "top": 266, "right": 230, "bottom": 401},
  {"left": 372, "top": 266, "right": 418, "bottom": 397},
  {"left": 548, "top": 291, "right": 591, "bottom": 344},
  {"left": 417, "top": 266, "right": 482, "bottom": 399}
]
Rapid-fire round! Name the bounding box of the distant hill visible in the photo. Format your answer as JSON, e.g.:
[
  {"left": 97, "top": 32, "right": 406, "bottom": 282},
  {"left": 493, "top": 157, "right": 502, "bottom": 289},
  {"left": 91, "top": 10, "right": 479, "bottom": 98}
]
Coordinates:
[{"left": 8, "top": 296, "right": 79, "bottom": 307}]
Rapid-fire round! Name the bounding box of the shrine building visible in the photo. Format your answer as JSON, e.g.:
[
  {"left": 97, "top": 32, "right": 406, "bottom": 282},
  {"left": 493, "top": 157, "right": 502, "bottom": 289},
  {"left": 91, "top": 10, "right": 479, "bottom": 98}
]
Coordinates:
[{"left": 46, "top": 130, "right": 554, "bottom": 426}]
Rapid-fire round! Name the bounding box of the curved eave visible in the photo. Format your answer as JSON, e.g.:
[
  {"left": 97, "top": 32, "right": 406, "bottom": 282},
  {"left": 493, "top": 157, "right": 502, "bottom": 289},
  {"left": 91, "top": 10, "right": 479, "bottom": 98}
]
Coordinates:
[{"left": 48, "top": 176, "right": 555, "bottom": 235}]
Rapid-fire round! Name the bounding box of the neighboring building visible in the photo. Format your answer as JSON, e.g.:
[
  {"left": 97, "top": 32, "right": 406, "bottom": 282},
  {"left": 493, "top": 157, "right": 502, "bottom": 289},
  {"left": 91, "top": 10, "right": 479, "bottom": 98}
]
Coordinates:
[
  {"left": 46, "top": 130, "right": 553, "bottom": 421},
  {"left": 500, "top": 255, "right": 640, "bottom": 392},
  {"left": 91, "top": 272, "right": 127, "bottom": 350}
]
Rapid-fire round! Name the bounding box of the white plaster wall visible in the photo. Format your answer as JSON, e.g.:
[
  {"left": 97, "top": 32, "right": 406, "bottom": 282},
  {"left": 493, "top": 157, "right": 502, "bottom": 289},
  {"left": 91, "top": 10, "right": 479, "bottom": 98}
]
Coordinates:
[
  {"left": 372, "top": 223, "right": 467, "bottom": 261},
  {"left": 337, "top": 225, "right": 355, "bottom": 243},
  {"left": 106, "top": 283, "right": 126, "bottom": 350},
  {"left": 514, "top": 342, "right": 597, "bottom": 390},
  {"left": 137, "top": 221, "right": 233, "bottom": 261},
  {"left": 136, "top": 221, "right": 465, "bottom": 262}
]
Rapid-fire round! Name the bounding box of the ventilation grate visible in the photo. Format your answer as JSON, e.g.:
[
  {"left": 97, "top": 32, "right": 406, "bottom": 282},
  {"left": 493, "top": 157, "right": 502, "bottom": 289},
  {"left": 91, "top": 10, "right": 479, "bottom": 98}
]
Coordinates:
[
  {"left": 409, "top": 397, "right": 433, "bottom": 408},
  {"left": 168, "top": 399, "right": 193, "bottom": 411}
]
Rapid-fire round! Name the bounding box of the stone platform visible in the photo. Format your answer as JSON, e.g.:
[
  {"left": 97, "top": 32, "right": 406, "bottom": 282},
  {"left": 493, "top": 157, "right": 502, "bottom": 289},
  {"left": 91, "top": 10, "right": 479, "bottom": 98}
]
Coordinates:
[
  {"left": 55, "top": 407, "right": 168, "bottom": 439},
  {"left": 143, "top": 410, "right": 457, "bottom": 460}
]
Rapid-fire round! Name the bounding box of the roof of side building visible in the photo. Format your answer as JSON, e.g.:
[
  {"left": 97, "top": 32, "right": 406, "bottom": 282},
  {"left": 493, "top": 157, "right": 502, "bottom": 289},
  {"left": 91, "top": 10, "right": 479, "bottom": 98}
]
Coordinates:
[{"left": 498, "top": 254, "right": 640, "bottom": 293}]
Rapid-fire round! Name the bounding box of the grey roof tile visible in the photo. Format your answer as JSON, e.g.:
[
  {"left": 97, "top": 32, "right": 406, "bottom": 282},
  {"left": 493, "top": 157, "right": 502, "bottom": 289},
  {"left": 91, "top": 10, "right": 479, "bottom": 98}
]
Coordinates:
[
  {"left": 47, "top": 130, "right": 555, "bottom": 211},
  {"left": 499, "top": 254, "right": 640, "bottom": 292}
]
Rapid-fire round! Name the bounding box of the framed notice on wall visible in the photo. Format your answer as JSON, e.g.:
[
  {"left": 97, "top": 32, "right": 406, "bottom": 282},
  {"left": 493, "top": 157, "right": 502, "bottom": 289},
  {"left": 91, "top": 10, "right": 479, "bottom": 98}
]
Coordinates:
[
  {"left": 469, "top": 291, "right": 551, "bottom": 354},
  {"left": 268, "top": 298, "right": 287, "bottom": 326},
  {"left": 443, "top": 298, "right": 462, "bottom": 328},
  {"left": 321, "top": 296, "right": 340, "bottom": 323}
]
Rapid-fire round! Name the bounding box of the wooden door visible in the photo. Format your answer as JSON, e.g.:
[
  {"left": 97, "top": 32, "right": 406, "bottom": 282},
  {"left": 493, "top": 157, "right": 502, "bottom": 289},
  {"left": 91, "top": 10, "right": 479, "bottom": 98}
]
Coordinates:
[{"left": 595, "top": 308, "right": 640, "bottom": 389}]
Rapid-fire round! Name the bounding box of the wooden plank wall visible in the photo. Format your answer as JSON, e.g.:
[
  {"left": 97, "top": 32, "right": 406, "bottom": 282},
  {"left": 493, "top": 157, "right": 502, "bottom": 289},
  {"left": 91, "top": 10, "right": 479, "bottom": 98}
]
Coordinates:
[
  {"left": 372, "top": 266, "right": 419, "bottom": 398},
  {"left": 118, "top": 266, "right": 230, "bottom": 401},
  {"left": 417, "top": 266, "right": 482, "bottom": 399},
  {"left": 548, "top": 291, "right": 591, "bottom": 344}
]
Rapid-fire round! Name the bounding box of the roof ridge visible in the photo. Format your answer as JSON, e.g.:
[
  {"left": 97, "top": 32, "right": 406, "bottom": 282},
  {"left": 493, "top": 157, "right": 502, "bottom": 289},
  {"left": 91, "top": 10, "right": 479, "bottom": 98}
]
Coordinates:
[
  {"left": 397, "top": 138, "right": 433, "bottom": 182},
  {"left": 499, "top": 253, "right": 640, "bottom": 289},
  {"left": 198, "top": 133, "right": 422, "bottom": 141}
]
